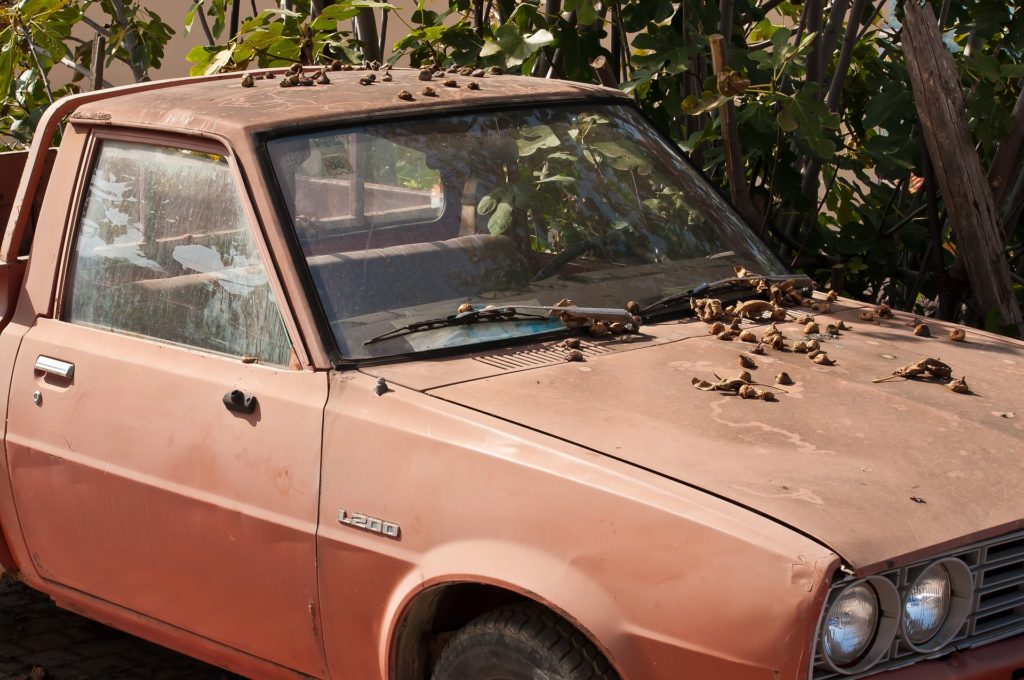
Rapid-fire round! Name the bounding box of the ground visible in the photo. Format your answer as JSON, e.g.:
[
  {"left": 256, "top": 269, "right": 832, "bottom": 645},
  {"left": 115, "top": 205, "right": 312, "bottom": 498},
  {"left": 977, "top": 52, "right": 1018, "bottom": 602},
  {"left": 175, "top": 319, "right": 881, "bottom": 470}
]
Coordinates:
[{"left": 0, "top": 576, "right": 241, "bottom": 680}]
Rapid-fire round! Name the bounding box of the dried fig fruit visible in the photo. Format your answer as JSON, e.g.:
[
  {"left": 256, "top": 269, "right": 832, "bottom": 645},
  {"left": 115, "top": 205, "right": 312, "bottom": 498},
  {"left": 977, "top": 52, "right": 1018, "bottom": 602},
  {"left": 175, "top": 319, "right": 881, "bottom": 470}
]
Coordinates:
[
  {"left": 457, "top": 303, "right": 474, "bottom": 313},
  {"left": 776, "top": 371, "right": 794, "bottom": 386},
  {"left": 914, "top": 323, "right": 931, "bottom": 337},
  {"left": 739, "top": 355, "right": 757, "bottom": 369},
  {"left": 738, "top": 371, "right": 753, "bottom": 383},
  {"left": 834, "top": 320, "right": 850, "bottom": 331},
  {"left": 382, "top": 72, "right": 393, "bottom": 82},
  {"left": 421, "top": 86, "right": 438, "bottom": 96},
  {"left": 709, "top": 322, "right": 726, "bottom": 335},
  {"left": 397, "top": 90, "right": 414, "bottom": 101},
  {"left": 826, "top": 290, "right": 838, "bottom": 302},
  {"left": 792, "top": 341, "right": 808, "bottom": 353},
  {"left": 948, "top": 328, "right": 966, "bottom": 342},
  {"left": 589, "top": 322, "right": 611, "bottom": 337},
  {"left": 241, "top": 73, "right": 255, "bottom": 88},
  {"left": 443, "top": 78, "right": 459, "bottom": 88},
  {"left": 858, "top": 311, "right": 875, "bottom": 321},
  {"left": 562, "top": 337, "right": 581, "bottom": 349},
  {"left": 825, "top": 323, "right": 838, "bottom": 335},
  {"left": 729, "top": 318, "right": 741, "bottom": 332},
  {"left": 948, "top": 376, "right": 970, "bottom": 394},
  {"left": 804, "top": 322, "right": 820, "bottom": 335},
  {"left": 738, "top": 385, "right": 759, "bottom": 399},
  {"left": 768, "top": 335, "right": 785, "bottom": 351},
  {"left": 609, "top": 322, "right": 627, "bottom": 335},
  {"left": 738, "top": 330, "right": 757, "bottom": 343},
  {"left": 805, "top": 339, "right": 820, "bottom": 352},
  {"left": 626, "top": 300, "right": 641, "bottom": 314},
  {"left": 418, "top": 68, "right": 434, "bottom": 81},
  {"left": 796, "top": 314, "right": 814, "bottom": 325},
  {"left": 807, "top": 349, "right": 822, "bottom": 360},
  {"left": 472, "top": 68, "right": 486, "bottom": 77},
  {"left": 771, "top": 306, "right": 787, "bottom": 321},
  {"left": 717, "top": 331, "right": 735, "bottom": 341},
  {"left": 466, "top": 81, "right": 481, "bottom": 90},
  {"left": 750, "top": 345, "right": 766, "bottom": 355},
  {"left": 813, "top": 353, "right": 835, "bottom": 366},
  {"left": 877, "top": 303, "right": 893, "bottom": 319},
  {"left": 759, "top": 390, "right": 777, "bottom": 402},
  {"left": 565, "top": 349, "right": 585, "bottom": 362}
]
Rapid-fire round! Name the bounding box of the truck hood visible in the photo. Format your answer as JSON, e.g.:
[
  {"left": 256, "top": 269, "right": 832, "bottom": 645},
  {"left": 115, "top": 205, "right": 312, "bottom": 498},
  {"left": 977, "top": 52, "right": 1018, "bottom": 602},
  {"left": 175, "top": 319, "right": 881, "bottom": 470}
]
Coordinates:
[{"left": 368, "top": 300, "right": 1024, "bottom": 571}]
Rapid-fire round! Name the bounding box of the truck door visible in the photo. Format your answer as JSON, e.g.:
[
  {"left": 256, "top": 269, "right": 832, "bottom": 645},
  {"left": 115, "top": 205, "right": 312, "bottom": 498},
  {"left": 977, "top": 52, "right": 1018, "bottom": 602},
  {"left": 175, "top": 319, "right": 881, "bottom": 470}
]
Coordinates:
[{"left": 4, "top": 136, "right": 328, "bottom": 677}]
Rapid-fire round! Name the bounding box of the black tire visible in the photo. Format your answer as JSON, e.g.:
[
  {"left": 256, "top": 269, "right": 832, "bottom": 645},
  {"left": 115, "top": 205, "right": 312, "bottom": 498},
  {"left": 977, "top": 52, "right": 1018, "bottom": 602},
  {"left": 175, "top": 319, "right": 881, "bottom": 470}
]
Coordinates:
[{"left": 431, "top": 603, "right": 619, "bottom": 680}]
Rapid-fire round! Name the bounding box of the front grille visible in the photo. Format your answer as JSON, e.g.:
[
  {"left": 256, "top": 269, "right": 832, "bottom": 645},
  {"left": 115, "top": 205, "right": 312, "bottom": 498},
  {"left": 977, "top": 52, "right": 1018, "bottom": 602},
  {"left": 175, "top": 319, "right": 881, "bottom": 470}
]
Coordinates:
[{"left": 811, "top": 529, "right": 1024, "bottom": 679}]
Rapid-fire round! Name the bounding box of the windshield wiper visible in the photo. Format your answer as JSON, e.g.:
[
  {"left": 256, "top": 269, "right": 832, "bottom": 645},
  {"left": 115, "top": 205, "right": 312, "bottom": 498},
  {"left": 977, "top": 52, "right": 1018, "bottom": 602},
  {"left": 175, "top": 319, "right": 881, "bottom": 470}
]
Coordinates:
[
  {"left": 364, "top": 304, "right": 636, "bottom": 345},
  {"left": 641, "top": 275, "right": 814, "bottom": 315}
]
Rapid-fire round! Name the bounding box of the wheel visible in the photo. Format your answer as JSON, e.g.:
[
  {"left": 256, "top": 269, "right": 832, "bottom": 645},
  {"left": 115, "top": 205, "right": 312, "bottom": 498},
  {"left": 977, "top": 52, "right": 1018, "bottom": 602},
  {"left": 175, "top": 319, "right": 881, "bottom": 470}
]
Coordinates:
[{"left": 431, "top": 603, "right": 619, "bottom": 680}]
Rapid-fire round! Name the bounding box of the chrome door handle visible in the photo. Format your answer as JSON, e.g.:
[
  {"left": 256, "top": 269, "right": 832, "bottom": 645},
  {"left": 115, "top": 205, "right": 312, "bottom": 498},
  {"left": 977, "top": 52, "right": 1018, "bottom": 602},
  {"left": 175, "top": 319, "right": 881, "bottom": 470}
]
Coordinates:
[{"left": 35, "top": 356, "right": 74, "bottom": 379}]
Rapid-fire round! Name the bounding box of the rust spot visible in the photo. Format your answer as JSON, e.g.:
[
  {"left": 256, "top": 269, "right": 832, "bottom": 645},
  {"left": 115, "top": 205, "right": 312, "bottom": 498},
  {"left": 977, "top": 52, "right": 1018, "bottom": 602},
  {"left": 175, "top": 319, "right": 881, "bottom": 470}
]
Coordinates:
[{"left": 70, "top": 111, "right": 111, "bottom": 121}]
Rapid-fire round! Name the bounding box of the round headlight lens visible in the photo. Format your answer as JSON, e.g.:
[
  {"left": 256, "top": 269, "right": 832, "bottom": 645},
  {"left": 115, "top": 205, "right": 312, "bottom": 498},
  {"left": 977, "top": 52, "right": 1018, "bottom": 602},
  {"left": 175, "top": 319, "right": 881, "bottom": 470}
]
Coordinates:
[
  {"left": 823, "top": 582, "right": 879, "bottom": 667},
  {"left": 904, "top": 563, "right": 951, "bottom": 644}
]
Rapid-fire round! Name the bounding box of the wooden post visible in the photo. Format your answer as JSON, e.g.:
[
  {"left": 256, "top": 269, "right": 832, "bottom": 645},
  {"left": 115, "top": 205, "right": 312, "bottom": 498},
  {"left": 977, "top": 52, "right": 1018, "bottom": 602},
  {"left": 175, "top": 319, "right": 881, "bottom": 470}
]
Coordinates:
[
  {"left": 902, "top": 1, "right": 1023, "bottom": 332},
  {"left": 90, "top": 35, "right": 106, "bottom": 92},
  {"left": 708, "top": 34, "right": 760, "bottom": 229}
]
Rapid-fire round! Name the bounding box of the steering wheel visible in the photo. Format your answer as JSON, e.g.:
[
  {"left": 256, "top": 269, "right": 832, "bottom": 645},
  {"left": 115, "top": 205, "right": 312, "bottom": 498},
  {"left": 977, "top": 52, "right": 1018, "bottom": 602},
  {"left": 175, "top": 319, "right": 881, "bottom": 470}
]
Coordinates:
[{"left": 531, "top": 228, "right": 631, "bottom": 281}]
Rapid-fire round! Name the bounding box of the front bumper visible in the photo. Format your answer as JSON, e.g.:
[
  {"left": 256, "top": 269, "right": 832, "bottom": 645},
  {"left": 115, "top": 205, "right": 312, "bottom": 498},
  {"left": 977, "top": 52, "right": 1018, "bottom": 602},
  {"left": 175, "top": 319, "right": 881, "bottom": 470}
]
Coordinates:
[{"left": 875, "top": 635, "right": 1024, "bottom": 679}]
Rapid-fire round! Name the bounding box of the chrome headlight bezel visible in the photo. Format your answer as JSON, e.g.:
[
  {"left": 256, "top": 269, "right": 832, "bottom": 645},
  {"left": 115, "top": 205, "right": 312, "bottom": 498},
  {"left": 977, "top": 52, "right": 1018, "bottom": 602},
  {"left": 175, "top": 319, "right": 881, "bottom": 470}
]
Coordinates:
[
  {"left": 819, "top": 576, "right": 901, "bottom": 675},
  {"left": 900, "top": 557, "right": 973, "bottom": 653}
]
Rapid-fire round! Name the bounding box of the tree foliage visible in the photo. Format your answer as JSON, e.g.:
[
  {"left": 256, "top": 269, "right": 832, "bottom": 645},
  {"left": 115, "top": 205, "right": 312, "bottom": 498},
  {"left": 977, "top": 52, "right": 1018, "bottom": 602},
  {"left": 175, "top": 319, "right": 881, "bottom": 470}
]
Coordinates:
[{"left": 1, "top": 0, "right": 1021, "bottom": 330}]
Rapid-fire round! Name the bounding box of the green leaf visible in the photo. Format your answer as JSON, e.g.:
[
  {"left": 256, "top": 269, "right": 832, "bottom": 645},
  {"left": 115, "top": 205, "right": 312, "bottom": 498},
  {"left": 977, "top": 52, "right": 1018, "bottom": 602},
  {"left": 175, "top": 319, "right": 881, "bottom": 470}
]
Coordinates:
[
  {"left": 516, "top": 124, "right": 560, "bottom": 155},
  {"left": 487, "top": 201, "right": 514, "bottom": 235},
  {"left": 681, "top": 92, "right": 729, "bottom": 115},
  {"left": 777, "top": 107, "right": 797, "bottom": 132}
]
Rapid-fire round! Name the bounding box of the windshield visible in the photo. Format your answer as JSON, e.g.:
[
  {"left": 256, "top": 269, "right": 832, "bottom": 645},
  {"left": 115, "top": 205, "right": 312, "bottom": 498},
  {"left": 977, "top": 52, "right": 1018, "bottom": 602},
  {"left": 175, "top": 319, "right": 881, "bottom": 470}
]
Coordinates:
[{"left": 266, "top": 103, "right": 784, "bottom": 360}]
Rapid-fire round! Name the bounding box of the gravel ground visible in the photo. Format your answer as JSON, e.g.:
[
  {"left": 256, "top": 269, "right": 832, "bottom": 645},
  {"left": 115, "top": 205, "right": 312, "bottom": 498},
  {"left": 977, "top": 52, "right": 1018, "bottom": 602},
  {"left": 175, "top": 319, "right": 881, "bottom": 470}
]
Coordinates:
[{"left": 0, "top": 576, "right": 243, "bottom": 680}]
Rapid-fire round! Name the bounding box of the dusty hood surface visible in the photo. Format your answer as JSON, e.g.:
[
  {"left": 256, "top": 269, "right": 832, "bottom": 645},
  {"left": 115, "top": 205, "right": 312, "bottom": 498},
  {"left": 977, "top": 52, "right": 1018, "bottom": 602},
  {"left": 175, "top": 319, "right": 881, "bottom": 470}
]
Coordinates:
[{"left": 404, "top": 302, "right": 1024, "bottom": 570}]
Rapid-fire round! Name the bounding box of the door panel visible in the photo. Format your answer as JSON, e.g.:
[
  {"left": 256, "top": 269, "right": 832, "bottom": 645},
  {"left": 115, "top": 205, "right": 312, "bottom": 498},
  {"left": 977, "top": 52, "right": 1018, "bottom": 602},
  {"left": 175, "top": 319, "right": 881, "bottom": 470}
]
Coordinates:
[{"left": 7, "top": 319, "right": 327, "bottom": 675}]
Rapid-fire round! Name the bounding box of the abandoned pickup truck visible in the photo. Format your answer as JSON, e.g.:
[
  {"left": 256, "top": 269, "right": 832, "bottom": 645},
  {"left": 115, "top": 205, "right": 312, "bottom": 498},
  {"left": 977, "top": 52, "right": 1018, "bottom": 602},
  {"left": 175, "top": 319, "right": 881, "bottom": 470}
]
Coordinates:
[{"left": 0, "top": 66, "right": 1021, "bottom": 680}]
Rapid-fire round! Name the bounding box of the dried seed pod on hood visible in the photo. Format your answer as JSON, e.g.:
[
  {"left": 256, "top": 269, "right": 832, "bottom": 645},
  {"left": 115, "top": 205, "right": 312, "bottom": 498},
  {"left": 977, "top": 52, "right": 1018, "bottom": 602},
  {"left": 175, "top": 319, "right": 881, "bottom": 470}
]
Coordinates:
[
  {"left": 858, "top": 311, "right": 875, "bottom": 321},
  {"left": 729, "top": 318, "right": 742, "bottom": 332},
  {"left": 796, "top": 314, "right": 814, "bottom": 325},
  {"left": 738, "top": 385, "right": 759, "bottom": 399},
  {"left": 739, "top": 355, "right": 757, "bottom": 369},
  {"left": 877, "top": 303, "right": 894, "bottom": 319},
  {"left": 589, "top": 322, "right": 611, "bottom": 337},
  {"left": 750, "top": 344, "right": 766, "bottom": 355},
  {"left": 948, "top": 376, "right": 970, "bottom": 394},
  {"left": 914, "top": 323, "right": 931, "bottom": 337},
  {"left": 737, "top": 371, "right": 753, "bottom": 383},
  {"left": 738, "top": 330, "right": 757, "bottom": 343},
  {"left": 805, "top": 339, "right": 820, "bottom": 352},
  {"left": 709, "top": 322, "right": 726, "bottom": 335},
  {"left": 562, "top": 337, "right": 581, "bottom": 349},
  {"left": 826, "top": 290, "right": 838, "bottom": 302},
  {"left": 758, "top": 389, "right": 777, "bottom": 402},
  {"left": 733, "top": 300, "right": 774, "bottom": 319},
  {"left": 804, "top": 322, "right": 820, "bottom": 335},
  {"left": 825, "top": 323, "right": 838, "bottom": 335},
  {"left": 240, "top": 73, "right": 255, "bottom": 88},
  {"left": 948, "top": 328, "right": 966, "bottom": 342},
  {"left": 776, "top": 372, "right": 794, "bottom": 386},
  {"left": 626, "top": 300, "right": 641, "bottom": 315},
  {"left": 397, "top": 89, "right": 414, "bottom": 101},
  {"left": 834, "top": 319, "right": 850, "bottom": 331},
  {"left": 717, "top": 331, "right": 735, "bottom": 341},
  {"left": 565, "top": 349, "right": 585, "bottom": 362},
  {"left": 768, "top": 335, "right": 785, "bottom": 351},
  {"left": 418, "top": 68, "right": 434, "bottom": 81},
  {"left": 771, "top": 306, "right": 787, "bottom": 321},
  {"left": 382, "top": 72, "right": 393, "bottom": 82},
  {"left": 807, "top": 349, "right": 822, "bottom": 360},
  {"left": 792, "top": 341, "right": 808, "bottom": 353},
  {"left": 457, "top": 303, "right": 474, "bottom": 314},
  {"left": 609, "top": 322, "right": 627, "bottom": 335},
  {"left": 811, "top": 302, "right": 831, "bottom": 313},
  {"left": 421, "top": 86, "right": 438, "bottom": 96},
  {"left": 467, "top": 81, "right": 481, "bottom": 90},
  {"left": 813, "top": 353, "right": 836, "bottom": 366}
]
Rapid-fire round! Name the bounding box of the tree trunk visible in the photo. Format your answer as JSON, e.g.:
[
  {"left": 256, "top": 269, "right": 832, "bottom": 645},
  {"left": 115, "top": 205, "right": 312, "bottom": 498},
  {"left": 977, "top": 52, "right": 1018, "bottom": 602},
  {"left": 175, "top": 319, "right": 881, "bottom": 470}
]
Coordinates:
[{"left": 902, "top": 1, "right": 1023, "bottom": 332}]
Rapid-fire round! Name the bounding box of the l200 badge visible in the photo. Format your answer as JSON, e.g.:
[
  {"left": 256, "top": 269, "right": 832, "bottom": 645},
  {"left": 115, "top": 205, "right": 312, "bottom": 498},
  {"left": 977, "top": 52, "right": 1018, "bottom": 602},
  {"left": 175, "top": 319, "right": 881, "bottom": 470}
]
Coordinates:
[{"left": 337, "top": 509, "right": 401, "bottom": 539}]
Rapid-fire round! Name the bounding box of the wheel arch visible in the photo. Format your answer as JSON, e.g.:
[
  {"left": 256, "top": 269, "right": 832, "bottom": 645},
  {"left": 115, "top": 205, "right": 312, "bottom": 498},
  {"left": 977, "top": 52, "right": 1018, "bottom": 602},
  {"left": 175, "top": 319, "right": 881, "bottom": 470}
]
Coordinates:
[{"left": 387, "top": 577, "right": 625, "bottom": 680}]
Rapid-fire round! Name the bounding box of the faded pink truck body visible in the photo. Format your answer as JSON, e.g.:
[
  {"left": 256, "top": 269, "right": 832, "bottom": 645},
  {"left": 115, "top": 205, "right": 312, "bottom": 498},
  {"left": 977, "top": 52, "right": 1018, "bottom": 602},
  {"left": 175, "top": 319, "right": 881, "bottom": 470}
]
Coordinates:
[{"left": 0, "top": 71, "right": 1019, "bottom": 680}]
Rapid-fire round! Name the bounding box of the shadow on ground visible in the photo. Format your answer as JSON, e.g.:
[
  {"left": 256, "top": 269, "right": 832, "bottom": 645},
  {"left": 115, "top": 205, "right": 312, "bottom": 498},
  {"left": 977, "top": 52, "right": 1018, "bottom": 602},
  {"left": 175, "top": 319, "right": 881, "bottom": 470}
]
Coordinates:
[{"left": 0, "top": 576, "right": 243, "bottom": 680}]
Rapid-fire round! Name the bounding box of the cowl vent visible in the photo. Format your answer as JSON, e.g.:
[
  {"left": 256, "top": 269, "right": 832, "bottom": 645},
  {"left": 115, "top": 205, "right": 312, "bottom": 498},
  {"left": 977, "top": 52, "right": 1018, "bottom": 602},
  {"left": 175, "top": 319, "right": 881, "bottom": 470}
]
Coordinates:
[{"left": 472, "top": 341, "right": 611, "bottom": 370}]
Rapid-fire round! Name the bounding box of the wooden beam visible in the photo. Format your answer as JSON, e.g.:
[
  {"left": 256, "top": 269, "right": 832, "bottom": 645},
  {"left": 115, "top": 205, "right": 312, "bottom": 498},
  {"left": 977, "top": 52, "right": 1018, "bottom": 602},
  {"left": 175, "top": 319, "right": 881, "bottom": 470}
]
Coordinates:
[{"left": 902, "top": 1, "right": 1023, "bottom": 332}]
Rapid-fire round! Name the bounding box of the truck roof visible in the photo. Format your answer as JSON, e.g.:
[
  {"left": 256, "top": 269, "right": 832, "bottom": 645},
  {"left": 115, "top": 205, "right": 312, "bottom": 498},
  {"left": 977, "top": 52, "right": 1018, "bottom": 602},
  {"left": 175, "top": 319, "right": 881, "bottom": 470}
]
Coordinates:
[{"left": 69, "top": 68, "right": 625, "bottom": 140}]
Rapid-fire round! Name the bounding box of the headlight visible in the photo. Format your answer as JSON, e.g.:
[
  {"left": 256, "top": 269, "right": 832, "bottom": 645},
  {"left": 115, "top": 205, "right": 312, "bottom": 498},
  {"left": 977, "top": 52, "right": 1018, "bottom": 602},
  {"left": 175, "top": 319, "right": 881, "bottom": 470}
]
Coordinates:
[
  {"left": 819, "top": 576, "right": 900, "bottom": 675},
  {"left": 903, "top": 562, "right": 950, "bottom": 643},
  {"left": 822, "top": 582, "right": 878, "bottom": 666},
  {"left": 901, "top": 558, "right": 974, "bottom": 653}
]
